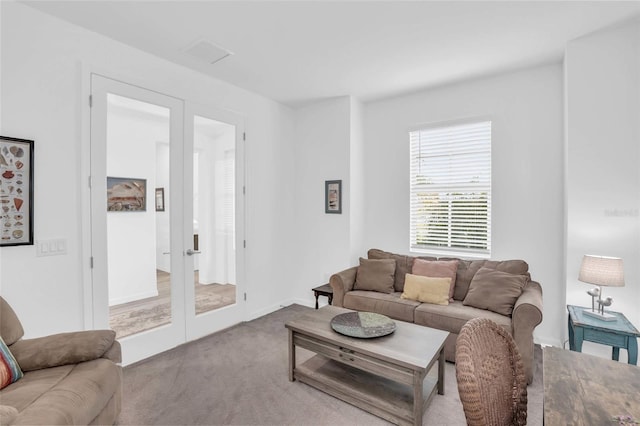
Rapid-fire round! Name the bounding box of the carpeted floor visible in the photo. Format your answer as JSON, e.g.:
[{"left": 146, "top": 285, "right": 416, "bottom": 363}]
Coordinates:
[{"left": 117, "top": 304, "right": 543, "bottom": 425}]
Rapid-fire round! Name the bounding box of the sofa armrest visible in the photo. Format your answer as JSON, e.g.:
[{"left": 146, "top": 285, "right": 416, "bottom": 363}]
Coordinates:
[
  {"left": 329, "top": 266, "right": 358, "bottom": 307},
  {"left": 10, "top": 330, "right": 119, "bottom": 372},
  {"left": 102, "top": 338, "right": 122, "bottom": 364},
  {"left": 512, "top": 280, "right": 543, "bottom": 384}
]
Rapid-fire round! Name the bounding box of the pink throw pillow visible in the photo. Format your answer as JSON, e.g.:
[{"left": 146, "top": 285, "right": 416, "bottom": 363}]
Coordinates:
[{"left": 412, "top": 259, "right": 459, "bottom": 302}]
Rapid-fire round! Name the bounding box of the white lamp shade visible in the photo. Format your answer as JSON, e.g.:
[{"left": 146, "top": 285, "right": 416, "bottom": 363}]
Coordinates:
[{"left": 578, "top": 255, "right": 625, "bottom": 287}]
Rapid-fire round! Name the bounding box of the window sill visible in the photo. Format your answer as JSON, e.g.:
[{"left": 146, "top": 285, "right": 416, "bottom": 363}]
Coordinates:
[{"left": 409, "top": 247, "right": 491, "bottom": 260}]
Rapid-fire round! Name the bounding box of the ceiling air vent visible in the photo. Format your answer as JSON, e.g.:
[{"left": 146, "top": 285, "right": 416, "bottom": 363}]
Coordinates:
[{"left": 184, "top": 39, "right": 233, "bottom": 65}]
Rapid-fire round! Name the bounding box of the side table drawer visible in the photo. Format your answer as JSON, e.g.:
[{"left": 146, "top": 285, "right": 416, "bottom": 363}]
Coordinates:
[{"left": 584, "top": 328, "right": 627, "bottom": 347}]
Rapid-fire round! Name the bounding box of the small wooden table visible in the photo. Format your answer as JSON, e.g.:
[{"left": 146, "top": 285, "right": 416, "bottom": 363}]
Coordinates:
[
  {"left": 567, "top": 304, "right": 639, "bottom": 364},
  {"left": 544, "top": 346, "right": 640, "bottom": 425},
  {"left": 312, "top": 283, "right": 333, "bottom": 309},
  {"left": 286, "top": 306, "right": 448, "bottom": 426}
]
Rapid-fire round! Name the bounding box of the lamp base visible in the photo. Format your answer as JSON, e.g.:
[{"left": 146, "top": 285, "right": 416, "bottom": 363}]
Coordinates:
[{"left": 583, "top": 309, "right": 617, "bottom": 321}]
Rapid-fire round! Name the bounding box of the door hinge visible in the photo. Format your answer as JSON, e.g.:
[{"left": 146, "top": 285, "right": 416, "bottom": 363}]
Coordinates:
[
  {"left": 243, "top": 186, "right": 246, "bottom": 195},
  {"left": 89, "top": 95, "right": 93, "bottom": 108},
  {"left": 243, "top": 240, "right": 246, "bottom": 248},
  {"left": 88, "top": 176, "right": 92, "bottom": 188},
  {"left": 90, "top": 257, "right": 94, "bottom": 268},
  {"left": 243, "top": 132, "right": 246, "bottom": 141},
  {"left": 244, "top": 292, "right": 247, "bottom": 301}
]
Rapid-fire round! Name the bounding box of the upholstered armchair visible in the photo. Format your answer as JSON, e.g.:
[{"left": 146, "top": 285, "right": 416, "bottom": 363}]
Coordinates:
[{"left": 0, "top": 296, "right": 122, "bottom": 425}]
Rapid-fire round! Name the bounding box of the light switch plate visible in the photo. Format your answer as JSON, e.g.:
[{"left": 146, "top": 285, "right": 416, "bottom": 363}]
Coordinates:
[{"left": 36, "top": 239, "right": 67, "bottom": 257}]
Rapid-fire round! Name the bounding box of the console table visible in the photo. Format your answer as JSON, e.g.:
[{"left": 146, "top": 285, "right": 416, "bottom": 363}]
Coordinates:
[{"left": 567, "top": 304, "right": 639, "bottom": 364}]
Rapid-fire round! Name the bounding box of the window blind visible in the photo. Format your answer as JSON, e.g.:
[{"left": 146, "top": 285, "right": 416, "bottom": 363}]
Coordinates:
[{"left": 409, "top": 120, "right": 491, "bottom": 255}]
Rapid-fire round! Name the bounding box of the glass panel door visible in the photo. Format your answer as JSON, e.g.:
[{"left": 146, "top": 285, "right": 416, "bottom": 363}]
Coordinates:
[
  {"left": 184, "top": 104, "right": 245, "bottom": 340},
  {"left": 90, "top": 74, "right": 185, "bottom": 364},
  {"left": 106, "top": 94, "right": 172, "bottom": 339}
]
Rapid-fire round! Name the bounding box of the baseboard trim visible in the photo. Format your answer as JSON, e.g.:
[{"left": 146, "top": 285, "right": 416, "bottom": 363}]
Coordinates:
[
  {"left": 109, "top": 289, "right": 158, "bottom": 307},
  {"left": 247, "top": 297, "right": 320, "bottom": 321}
]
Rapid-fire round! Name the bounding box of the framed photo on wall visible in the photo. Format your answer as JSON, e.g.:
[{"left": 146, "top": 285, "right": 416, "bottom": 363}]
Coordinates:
[
  {"left": 0, "top": 136, "right": 34, "bottom": 246},
  {"left": 107, "top": 177, "right": 147, "bottom": 212},
  {"left": 325, "top": 180, "right": 342, "bottom": 214},
  {"left": 155, "top": 188, "right": 165, "bottom": 212}
]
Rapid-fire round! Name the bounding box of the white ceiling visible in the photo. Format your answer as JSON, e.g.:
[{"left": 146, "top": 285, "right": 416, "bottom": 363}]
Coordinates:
[{"left": 23, "top": 1, "right": 640, "bottom": 107}]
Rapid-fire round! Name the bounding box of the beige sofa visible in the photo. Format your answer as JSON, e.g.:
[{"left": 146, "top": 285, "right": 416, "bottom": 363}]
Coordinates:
[
  {"left": 330, "top": 249, "right": 543, "bottom": 384},
  {"left": 0, "top": 297, "right": 122, "bottom": 425}
]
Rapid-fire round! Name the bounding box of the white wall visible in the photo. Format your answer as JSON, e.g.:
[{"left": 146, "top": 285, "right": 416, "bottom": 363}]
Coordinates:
[
  {"left": 0, "top": 2, "right": 296, "bottom": 336},
  {"left": 363, "top": 64, "right": 565, "bottom": 346},
  {"left": 565, "top": 20, "right": 640, "bottom": 359},
  {"left": 292, "top": 97, "right": 352, "bottom": 302}
]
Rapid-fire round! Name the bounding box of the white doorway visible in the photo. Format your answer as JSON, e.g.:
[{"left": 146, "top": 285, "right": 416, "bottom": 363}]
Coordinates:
[{"left": 89, "top": 74, "right": 245, "bottom": 364}]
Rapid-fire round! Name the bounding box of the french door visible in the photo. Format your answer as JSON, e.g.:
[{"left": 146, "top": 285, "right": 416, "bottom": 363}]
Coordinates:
[{"left": 90, "top": 74, "right": 245, "bottom": 364}]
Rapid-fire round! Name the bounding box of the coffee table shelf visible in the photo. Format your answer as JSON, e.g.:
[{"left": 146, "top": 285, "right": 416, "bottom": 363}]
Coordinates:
[
  {"left": 296, "top": 355, "right": 439, "bottom": 425},
  {"left": 286, "top": 306, "right": 448, "bottom": 426}
]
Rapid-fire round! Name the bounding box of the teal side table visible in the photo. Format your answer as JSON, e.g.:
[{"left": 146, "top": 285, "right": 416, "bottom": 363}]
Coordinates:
[{"left": 567, "top": 305, "right": 640, "bottom": 365}]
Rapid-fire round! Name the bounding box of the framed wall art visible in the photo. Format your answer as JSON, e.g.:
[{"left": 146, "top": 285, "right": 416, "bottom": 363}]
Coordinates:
[
  {"left": 0, "top": 136, "right": 34, "bottom": 246},
  {"left": 155, "top": 188, "right": 165, "bottom": 212},
  {"left": 107, "top": 177, "right": 147, "bottom": 212},
  {"left": 325, "top": 179, "right": 342, "bottom": 214}
]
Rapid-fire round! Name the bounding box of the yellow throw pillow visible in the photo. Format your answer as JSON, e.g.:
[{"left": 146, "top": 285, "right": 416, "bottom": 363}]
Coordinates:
[{"left": 401, "top": 274, "right": 451, "bottom": 305}]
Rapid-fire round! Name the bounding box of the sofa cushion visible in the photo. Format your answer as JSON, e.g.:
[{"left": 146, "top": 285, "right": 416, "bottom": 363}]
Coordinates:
[
  {"left": 368, "top": 248, "right": 436, "bottom": 292},
  {"left": 0, "top": 405, "right": 18, "bottom": 424},
  {"left": 412, "top": 259, "right": 459, "bottom": 301},
  {"left": 343, "top": 291, "right": 420, "bottom": 323},
  {"left": 462, "top": 267, "right": 528, "bottom": 316},
  {"left": 401, "top": 274, "right": 450, "bottom": 305},
  {"left": 354, "top": 258, "right": 395, "bottom": 294},
  {"left": 0, "top": 337, "right": 23, "bottom": 390},
  {"left": 3, "top": 359, "right": 121, "bottom": 425},
  {"left": 415, "top": 300, "right": 512, "bottom": 335},
  {"left": 440, "top": 258, "right": 530, "bottom": 301}
]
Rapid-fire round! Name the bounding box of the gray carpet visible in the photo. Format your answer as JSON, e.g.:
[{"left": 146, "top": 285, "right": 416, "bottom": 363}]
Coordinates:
[{"left": 117, "top": 304, "right": 543, "bottom": 425}]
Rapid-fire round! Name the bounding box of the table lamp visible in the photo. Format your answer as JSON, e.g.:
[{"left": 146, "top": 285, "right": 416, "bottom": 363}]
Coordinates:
[{"left": 578, "top": 255, "right": 624, "bottom": 321}]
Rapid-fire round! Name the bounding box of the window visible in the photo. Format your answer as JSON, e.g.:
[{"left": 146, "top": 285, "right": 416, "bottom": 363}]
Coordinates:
[{"left": 409, "top": 120, "right": 491, "bottom": 256}]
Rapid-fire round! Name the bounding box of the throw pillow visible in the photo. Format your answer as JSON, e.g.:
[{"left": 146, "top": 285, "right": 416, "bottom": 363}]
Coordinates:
[
  {"left": 412, "top": 258, "right": 459, "bottom": 302},
  {"left": 401, "top": 273, "right": 451, "bottom": 305},
  {"left": 354, "top": 258, "right": 396, "bottom": 294},
  {"left": 0, "top": 336, "right": 23, "bottom": 390},
  {"left": 462, "top": 267, "right": 528, "bottom": 316}
]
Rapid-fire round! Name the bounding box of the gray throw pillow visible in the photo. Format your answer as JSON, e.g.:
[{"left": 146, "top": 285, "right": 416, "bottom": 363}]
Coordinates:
[
  {"left": 354, "top": 258, "right": 396, "bottom": 294},
  {"left": 462, "top": 267, "right": 527, "bottom": 316}
]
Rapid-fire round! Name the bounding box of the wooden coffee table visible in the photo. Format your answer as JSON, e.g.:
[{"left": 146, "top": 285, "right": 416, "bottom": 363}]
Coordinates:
[{"left": 285, "top": 306, "right": 449, "bottom": 426}]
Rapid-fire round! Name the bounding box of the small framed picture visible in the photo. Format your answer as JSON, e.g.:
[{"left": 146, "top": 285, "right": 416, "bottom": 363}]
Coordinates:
[
  {"left": 107, "top": 177, "right": 147, "bottom": 212},
  {"left": 0, "top": 136, "right": 34, "bottom": 246},
  {"left": 155, "top": 188, "right": 165, "bottom": 212},
  {"left": 325, "top": 180, "right": 342, "bottom": 214}
]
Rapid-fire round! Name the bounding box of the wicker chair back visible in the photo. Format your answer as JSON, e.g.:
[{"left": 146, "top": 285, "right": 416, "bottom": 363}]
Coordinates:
[{"left": 455, "top": 317, "right": 528, "bottom": 426}]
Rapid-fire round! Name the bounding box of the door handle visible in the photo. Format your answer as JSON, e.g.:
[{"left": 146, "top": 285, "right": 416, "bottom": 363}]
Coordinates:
[{"left": 185, "top": 249, "right": 201, "bottom": 256}]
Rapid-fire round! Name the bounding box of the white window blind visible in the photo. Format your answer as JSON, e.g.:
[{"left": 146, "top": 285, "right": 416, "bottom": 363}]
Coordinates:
[{"left": 409, "top": 120, "right": 491, "bottom": 255}]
